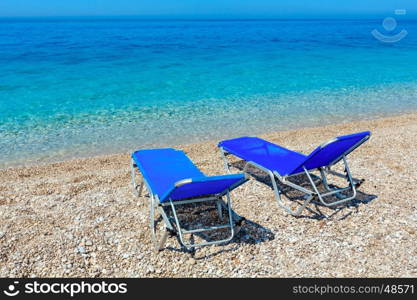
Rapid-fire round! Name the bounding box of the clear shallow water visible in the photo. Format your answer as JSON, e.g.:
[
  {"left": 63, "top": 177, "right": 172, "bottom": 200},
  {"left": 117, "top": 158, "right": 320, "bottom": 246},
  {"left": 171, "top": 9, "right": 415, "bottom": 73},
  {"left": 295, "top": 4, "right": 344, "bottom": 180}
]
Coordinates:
[{"left": 1, "top": 18, "right": 417, "bottom": 167}]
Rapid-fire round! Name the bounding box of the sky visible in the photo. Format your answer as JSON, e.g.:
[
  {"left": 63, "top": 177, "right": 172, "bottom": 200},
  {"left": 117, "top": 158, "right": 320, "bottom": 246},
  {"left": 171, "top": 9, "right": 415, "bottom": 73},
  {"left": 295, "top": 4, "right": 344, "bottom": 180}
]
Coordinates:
[{"left": 0, "top": 0, "right": 416, "bottom": 18}]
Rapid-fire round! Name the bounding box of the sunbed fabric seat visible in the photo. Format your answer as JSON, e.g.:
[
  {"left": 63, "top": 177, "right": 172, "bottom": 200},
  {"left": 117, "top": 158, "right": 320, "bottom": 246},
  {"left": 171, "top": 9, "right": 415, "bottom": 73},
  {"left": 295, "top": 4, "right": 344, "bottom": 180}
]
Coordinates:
[
  {"left": 218, "top": 137, "right": 307, "bottom": 176},
  {"left": 219, "top": 131, "right": 370, "bottom": 177},
  {"left": 132, "top": 148, "right": 246, "bottom": 202}
]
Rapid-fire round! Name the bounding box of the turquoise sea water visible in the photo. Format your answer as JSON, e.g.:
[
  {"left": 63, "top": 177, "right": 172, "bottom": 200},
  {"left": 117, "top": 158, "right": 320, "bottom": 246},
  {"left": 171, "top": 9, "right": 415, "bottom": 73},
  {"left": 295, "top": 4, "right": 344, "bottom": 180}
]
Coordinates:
[{"left": 1, "top": 18, "right": 417, "bottom": 167}]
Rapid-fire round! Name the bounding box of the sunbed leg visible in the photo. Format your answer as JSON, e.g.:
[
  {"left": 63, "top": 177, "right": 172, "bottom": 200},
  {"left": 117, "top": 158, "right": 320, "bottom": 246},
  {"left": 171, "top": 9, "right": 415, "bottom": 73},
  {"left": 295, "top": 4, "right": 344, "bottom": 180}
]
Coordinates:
[
  {"left": 303, "top": 159, "right": 358, "bottom": 207},
  {"left": 216, "top": 200, "right": 223, "bottom": 220},
  {"left": 225, "top": 191, "right": 236, "bottom": 238},
  {"left": 150, "top": 198, "right": 176, "bottom": 252},
  {"left": 131, "top": 159, "right": 145, "bottom": 197},
  {"left": 342, "top": 156, "right": 357, "bottom": 200},
  {"left": 169, "top": 200, "right": 191, "bottom": 250},
  {"left": 150, "top": 195, "right": 156, "bottom": 243},
  {"left": 157, "top": 206, "right": 177, "bottom": 252},
  {"left": 243, "top": 161, "right": 312, "bottom": 216},
  {"left": 157, "top": 230, "right": 169, "bottom": 251},
  {"left": 138, "top": 182, "right": 144, "bottom": 197},
  {"left": 130, "top": 159, "right": 139, "bottom": 196},
  {"left": 168, "top": 194, "right": 238, "bottom": 250},
  {"left": 319, "top": 168, "right": 331, "bottom": 191},
  {"left": 220, "top": 147, "right": 231, "bottom": 174},
  {"left": 217, "top": 197, "right": 245, "bottom": 234},
  {"left": 268, "top": 171, "right": 312, "bottom": 217}
]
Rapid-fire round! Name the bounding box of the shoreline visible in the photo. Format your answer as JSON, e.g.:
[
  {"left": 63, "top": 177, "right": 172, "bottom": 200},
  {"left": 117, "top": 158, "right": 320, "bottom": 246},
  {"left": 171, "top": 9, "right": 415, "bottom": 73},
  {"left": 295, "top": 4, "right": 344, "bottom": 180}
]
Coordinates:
[
  {"left": 0, "top": 112, "right": 416, "bottom": 277},
  {"left": 2, "top": 110, "right": 417, "bottom": 171}
]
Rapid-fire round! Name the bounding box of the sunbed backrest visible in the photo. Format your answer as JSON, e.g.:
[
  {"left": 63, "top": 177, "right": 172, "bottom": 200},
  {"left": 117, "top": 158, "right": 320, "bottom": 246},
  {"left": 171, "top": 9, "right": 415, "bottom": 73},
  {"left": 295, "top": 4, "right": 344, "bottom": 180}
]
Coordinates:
[
  {"left": 161, "top": 174, "right": 246, "bottom": 202},
  {"left": 290, "top": 131, "right": 371, "bottom": 174}
]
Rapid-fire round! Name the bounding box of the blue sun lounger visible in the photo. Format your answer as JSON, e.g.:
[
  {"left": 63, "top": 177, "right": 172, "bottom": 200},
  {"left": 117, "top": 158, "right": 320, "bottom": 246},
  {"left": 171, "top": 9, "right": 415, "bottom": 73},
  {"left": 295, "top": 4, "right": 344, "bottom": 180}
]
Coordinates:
[
  {"left": 218, "top": 131, "right": 371, "bottom": 216},
  {"left": 131, "top": 148, "right": 248, "bottom": 250}
]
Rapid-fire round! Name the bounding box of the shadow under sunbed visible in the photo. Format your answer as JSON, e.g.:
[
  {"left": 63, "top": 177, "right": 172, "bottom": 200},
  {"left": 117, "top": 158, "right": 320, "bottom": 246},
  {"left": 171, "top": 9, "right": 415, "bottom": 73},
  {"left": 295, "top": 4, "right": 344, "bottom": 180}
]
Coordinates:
[
  {"left": 154, "top": 201, "right": 274, "bottom": 258},
  {"left": 231, "top": 160, "right": 378, "bottom": 220}
]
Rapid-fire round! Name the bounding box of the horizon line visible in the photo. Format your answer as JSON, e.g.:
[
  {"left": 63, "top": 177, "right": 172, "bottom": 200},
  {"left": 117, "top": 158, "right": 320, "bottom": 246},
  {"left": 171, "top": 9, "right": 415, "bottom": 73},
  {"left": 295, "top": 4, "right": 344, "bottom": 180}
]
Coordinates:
[{"left": 1, "top": 14, "right": 416, "bottom": 21}]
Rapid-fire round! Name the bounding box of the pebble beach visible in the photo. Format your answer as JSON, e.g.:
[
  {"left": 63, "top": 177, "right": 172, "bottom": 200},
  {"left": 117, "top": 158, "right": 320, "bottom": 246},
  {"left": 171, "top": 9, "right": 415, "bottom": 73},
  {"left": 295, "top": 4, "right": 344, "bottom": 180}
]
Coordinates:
[{"left": 1, "top": 113, "right": 416, "bottom": 277}]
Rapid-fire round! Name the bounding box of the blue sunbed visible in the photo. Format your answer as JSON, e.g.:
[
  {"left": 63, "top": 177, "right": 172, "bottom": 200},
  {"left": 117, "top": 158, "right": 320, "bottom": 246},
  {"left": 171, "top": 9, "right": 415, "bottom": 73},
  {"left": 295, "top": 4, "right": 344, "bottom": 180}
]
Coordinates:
[
  {"left": 131, "top": 148, "right": 248, "bottom": 250},
  {"left": 218, "top": 131, "right": 371, "bottom": 216}
]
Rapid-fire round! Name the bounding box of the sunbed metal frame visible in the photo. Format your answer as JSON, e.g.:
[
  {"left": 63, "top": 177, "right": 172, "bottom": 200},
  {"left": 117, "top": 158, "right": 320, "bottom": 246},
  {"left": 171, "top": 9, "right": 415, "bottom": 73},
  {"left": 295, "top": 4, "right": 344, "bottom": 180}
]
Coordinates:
[
  {"left": 219, "top": 136, "right": 368, "bottom": 217},
  {"left": 131, "top": 159, "right": 246, "bottom": 251}
]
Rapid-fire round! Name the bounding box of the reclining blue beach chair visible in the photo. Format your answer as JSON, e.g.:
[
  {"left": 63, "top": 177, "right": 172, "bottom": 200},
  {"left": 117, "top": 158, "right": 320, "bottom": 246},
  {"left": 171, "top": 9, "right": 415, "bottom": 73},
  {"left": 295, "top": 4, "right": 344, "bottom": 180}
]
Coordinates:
[
  {"left": 218, "top": 131, "right": 371, "bottom": 216},
  {"left": 131, "top": 148, "right": 248, "bottom": 251}
]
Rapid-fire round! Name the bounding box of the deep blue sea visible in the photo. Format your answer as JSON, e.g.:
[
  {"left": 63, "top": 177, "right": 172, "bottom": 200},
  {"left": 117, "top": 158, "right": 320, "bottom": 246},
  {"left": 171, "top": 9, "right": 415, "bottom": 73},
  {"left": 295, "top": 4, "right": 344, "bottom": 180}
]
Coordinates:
[{"left": 1, "top": 18, "right": 417, "bottom": 167}]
